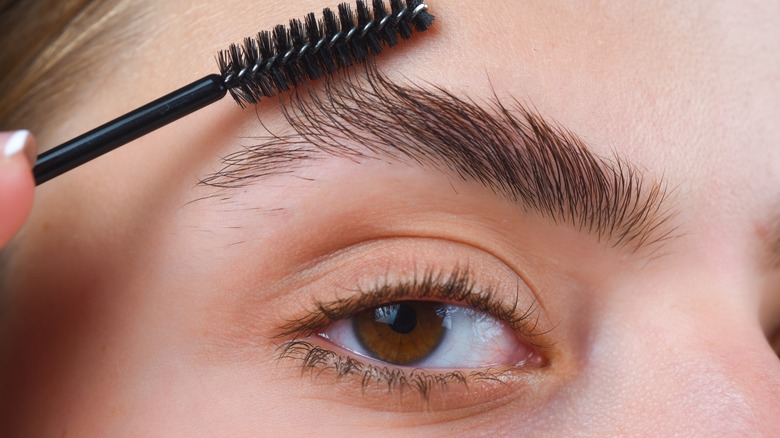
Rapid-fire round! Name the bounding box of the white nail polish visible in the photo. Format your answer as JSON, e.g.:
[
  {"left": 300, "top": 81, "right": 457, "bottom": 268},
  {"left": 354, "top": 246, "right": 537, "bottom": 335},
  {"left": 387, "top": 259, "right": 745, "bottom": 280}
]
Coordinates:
[{"left": 3, "top": 130, "right": 30, "bottom": 158}]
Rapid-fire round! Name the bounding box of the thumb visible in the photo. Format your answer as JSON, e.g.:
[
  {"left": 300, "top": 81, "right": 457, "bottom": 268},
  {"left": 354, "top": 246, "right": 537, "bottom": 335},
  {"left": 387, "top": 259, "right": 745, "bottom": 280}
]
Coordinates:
[{"left": 0, "top": 130, "right": 37, "bottom": 248}]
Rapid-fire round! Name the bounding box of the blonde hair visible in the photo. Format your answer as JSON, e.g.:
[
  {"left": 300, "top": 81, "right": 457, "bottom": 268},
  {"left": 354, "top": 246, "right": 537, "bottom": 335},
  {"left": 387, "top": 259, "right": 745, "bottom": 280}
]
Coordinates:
[{"left": 0, "top": 0, "right": 137, "bottom": 131}]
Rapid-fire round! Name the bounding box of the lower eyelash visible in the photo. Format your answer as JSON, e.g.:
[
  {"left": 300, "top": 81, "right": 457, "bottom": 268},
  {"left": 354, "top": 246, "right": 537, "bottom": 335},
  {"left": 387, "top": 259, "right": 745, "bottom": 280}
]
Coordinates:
[{"left": 277, "top": 340, "right": 518, "bottom": 400}]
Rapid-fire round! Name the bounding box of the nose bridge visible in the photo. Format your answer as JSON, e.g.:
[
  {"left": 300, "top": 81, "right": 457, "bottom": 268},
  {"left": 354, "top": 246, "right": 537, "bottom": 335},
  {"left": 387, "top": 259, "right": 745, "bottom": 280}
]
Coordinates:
[{"left": 570, "top": 299, "right": 777, "bottom": 435}]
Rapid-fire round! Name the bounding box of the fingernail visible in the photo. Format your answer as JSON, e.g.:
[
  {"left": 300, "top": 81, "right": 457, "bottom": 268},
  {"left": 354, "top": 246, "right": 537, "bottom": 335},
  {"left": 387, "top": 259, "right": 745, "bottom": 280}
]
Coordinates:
[
  {"left": 2, "top": 130, "right": 35, "bottom": 167},
  {"left": 3, "top": 130, "right": 29, "bottom": 157}
]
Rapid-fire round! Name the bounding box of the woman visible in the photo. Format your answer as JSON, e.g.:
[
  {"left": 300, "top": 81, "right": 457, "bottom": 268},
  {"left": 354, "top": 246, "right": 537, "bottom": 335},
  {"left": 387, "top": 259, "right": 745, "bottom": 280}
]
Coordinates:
[{"left": 1, "top": 0, "right": 779, "bottom": 435}]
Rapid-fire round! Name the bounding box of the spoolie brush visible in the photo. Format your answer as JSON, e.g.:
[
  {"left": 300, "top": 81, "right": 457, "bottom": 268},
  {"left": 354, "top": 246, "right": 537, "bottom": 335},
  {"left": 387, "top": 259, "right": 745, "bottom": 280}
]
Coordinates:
[{"left": 33, "top": 0, "right": 434, "bottom": 185}]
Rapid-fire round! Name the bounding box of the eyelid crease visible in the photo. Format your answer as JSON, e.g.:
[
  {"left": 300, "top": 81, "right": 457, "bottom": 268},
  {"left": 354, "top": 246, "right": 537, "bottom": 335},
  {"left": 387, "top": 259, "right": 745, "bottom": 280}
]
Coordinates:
[
  {"left": 274, "top": 266, "right": 550, "bottom": 349},
  {"left": 198, "top": 61, "right": 678, "bottom": 253}
]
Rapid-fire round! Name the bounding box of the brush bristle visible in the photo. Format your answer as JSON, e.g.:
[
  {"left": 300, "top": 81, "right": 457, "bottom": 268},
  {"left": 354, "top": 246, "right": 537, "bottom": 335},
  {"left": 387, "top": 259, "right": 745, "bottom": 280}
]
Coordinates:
[{"left": 217, "top": 0, "right": 434, "bottom": 107}]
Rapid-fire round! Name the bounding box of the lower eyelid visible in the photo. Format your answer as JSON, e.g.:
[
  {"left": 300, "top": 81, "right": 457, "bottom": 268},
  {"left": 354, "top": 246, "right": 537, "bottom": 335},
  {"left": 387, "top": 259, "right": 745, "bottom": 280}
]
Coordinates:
[{"left": 275, "top": 339, "right": 539, "bottom": 412}]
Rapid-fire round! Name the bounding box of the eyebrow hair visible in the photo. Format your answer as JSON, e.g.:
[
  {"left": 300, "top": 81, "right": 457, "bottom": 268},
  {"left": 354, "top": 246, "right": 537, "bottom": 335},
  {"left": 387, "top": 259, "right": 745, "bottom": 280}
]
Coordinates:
[{"left": 200, "top": 63, "right": 677, "bottom": 252}]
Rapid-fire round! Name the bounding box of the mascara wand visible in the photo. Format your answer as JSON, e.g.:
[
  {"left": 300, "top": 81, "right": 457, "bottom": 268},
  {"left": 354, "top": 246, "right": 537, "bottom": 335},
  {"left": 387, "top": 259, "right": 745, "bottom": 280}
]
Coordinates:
[{"left": 33, "top": 0, "right": 434, "bottom": 185}]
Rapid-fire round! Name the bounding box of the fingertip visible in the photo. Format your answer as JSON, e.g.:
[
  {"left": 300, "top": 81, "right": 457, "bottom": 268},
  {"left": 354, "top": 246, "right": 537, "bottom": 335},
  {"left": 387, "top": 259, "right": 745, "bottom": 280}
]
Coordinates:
[{"left": 0, "top": 131, "right": 36, "bottom": 248}]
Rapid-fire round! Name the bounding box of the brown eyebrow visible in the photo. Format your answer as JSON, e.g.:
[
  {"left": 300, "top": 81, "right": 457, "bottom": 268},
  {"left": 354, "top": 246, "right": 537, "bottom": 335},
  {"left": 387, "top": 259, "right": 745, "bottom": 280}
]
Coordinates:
[{"left": 200, "top": 63, "right": 677, "bottom": 252}]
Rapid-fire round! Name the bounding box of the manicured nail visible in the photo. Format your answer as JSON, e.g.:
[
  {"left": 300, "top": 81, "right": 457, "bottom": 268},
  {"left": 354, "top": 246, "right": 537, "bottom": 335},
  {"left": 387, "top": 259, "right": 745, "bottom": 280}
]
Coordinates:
[{"left": 3, "top": 130, "right": 30, "bottom": 159}]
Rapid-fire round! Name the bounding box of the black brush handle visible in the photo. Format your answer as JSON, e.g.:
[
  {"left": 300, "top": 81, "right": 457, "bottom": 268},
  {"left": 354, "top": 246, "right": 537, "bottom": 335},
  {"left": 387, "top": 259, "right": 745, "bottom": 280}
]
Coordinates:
[{"left": 34, "top": 74, "right": 227, "bottom": 185}]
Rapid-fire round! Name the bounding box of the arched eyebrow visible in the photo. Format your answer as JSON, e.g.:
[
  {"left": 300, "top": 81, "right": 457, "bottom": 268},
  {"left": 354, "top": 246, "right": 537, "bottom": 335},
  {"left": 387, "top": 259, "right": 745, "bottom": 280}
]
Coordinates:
[{"left": 200, "top": 64, "right": 677, "bottom": 252}]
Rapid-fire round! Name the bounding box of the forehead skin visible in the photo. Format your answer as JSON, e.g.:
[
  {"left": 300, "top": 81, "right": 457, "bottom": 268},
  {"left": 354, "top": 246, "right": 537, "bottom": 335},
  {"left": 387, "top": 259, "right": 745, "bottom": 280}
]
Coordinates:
[{"left": 2, "top": 0, "right": 780, "bottom": 435}]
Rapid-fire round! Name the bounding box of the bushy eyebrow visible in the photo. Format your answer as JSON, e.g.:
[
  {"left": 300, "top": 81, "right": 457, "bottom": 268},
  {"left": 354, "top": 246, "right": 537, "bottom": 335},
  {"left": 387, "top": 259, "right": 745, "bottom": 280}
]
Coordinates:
[{"left": 200, "top": 63, "right": 677, "bottom": 251}]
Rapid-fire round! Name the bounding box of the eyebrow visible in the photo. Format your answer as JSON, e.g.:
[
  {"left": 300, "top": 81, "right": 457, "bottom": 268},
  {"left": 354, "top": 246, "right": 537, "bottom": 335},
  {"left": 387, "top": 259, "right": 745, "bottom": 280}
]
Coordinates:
[{"left": 200, "top": 63, "right": 676, "bottom": 252}]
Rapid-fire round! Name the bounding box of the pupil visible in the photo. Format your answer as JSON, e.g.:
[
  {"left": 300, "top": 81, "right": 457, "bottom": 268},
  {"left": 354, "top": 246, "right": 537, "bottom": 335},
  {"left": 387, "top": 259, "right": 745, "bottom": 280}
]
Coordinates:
[{"left": 386, "top": 303, "right": 417, "bottom": 334}]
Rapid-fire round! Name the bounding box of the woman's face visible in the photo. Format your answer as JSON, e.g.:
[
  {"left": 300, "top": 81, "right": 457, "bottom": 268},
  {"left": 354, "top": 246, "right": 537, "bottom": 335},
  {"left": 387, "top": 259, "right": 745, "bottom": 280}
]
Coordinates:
[{"left": 2, "top": 0, "right": 779, "bottom": 435}]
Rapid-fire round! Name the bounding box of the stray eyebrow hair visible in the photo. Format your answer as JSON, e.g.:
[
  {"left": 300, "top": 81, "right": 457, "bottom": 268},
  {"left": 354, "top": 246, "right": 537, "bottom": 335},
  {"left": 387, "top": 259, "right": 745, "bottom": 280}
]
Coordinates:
[{"left": 200, "top": 63, "right": 676, "bottom": 251}]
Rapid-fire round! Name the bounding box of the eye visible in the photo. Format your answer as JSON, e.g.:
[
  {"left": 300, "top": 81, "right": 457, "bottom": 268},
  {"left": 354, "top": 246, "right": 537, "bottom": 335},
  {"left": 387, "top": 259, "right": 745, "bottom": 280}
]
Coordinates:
[
  {"left": 318, "top": 300, "right": 541, "bottom": 368},
  {"left": 275, "top": 262, "right": 551, "bottom": 405}
]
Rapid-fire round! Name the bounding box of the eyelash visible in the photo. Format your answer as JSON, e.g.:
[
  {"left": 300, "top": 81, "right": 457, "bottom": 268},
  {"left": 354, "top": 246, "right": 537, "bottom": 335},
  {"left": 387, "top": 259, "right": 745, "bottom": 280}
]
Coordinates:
[
  {"left": 277, "top": 267, "right": 542, "bottom": 337},
  {"left": 274, "top": 267, "right": 548, "bottom": 399},
  {"left": 276, "top": 340, "right": 521, "bottom": 400}
]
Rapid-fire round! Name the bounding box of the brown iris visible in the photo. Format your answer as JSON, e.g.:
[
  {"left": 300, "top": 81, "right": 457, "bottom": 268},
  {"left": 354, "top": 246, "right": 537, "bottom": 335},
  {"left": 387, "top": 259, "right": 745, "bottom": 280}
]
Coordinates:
[{"left": 353, "top": 301, "right": 447, "bottom": 365}]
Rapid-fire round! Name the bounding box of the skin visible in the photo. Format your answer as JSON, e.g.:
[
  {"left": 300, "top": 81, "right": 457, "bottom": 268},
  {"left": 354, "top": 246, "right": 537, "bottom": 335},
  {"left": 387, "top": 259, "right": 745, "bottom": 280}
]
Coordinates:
[{"left": 1, "top": 0, "right": 779, "bottom": 435}]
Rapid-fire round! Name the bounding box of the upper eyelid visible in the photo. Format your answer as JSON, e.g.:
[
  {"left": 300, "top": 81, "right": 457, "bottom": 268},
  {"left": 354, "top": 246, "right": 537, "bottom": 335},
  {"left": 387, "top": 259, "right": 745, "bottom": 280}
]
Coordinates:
[
  {"left": 274, "top": 266, "right": 550, "bottom": 349},
  {"left": 197, "top": 63, "right": 677, "bottom": 254}
]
